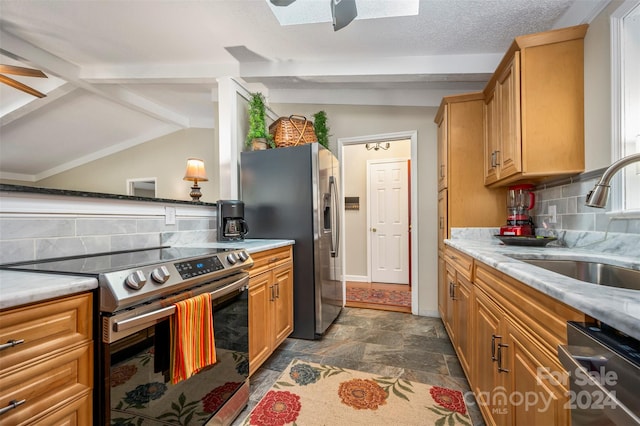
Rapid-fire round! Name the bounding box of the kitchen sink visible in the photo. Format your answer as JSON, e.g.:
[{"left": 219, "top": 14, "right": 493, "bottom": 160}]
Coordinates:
[{"left": 516, "top": 259, "right": 640, "bottom": 291}]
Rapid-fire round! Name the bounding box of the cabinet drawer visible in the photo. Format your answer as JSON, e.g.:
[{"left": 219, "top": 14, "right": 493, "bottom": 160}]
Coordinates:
[
  {"left": 249, "top": 246, "right": 293, "bottom": 276},
  {"left": 443, "top": 246, "right": 473, "bottom": 280},
  {"left": 30, "top": 391, "right": 92, "bottom": 426},
  {"left": 0, "top": 293, "right": 92, "bottom": 374},
  {"left": 0, "top": 342, "right": 92, "bottom": 425}
]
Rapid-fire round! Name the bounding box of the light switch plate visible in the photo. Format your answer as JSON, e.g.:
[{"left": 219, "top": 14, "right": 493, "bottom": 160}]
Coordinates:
[
  {"left": 548, "top": 205, "right": 557, "bottom": 224},
  {"left": 165, "top": 207, "right": 176, "bottom": 225}
]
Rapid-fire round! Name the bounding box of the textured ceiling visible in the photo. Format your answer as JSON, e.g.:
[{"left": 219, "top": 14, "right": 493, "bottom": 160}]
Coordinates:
[{"left": 0, "top": 0, "right": 607, "bottom": 181}]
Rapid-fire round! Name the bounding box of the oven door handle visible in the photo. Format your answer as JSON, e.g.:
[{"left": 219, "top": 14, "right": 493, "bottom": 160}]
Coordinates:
[{"left": 113, "top": 275, "right": 248, "bottom": 333}]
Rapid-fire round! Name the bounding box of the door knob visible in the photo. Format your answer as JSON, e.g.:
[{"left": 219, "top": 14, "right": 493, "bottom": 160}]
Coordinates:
[{"left": 371, "top": 228, "right": 377, "bottom": 232}]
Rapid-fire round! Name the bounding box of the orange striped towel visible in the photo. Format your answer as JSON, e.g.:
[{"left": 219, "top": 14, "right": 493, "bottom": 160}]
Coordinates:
[{"left": 170, "top": 293, "right": 217, "bottom": 384}]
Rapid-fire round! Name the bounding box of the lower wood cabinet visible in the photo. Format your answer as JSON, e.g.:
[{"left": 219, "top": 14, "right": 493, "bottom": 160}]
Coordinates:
[
  {"left": 472, "top": 261, "right": 587, "bottom": 426},
  {"left": 439, "top": 246, "right": 588, "bottom": 426},
  {"left": 440, "top": 247, "right": 473, "bottom": 375},
  {"left": 0, "top": 292, "right": 93, "bottom": 425},
  {"left": 248, "top": 246, "right": 294, "bottom": 376}
]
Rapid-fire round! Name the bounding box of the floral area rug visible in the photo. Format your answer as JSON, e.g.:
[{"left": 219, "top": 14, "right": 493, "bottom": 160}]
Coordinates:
[
  {"left": 110, "top": 347, "right": 247, "bottom": 425},
  {"left": 346, "top": 287, "right": 411, "bottom": 308},
  {"left": 242, "top": 359, "right": 471, "bottom": 426}
]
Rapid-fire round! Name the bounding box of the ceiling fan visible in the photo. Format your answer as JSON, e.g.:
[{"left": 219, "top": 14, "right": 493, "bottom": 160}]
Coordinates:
[
  {"left": 0, "top": 64, "right": 48, "bottom": 98},
  {"left": 268, "top": 0, "right": 419, "bottom": 32},
  {"left": 270, "top": 0, "right": 358, "bottom": 31}
]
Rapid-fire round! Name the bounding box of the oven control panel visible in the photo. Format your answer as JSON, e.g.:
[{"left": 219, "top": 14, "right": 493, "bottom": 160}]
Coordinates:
[
  {"left": 100, "top": 249, "right": 253, "bottom": 313},
  {"left": 175, "top": 256, "right": 225, "bottom": 279}
]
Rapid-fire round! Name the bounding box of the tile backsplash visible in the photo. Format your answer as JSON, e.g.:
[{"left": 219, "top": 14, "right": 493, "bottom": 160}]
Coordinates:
[
  {"left": 533, "top": 175, "right": 640, "bottom": 235},
  {"left": 0, "top": 194, "right": 216, "bottom": 264}
]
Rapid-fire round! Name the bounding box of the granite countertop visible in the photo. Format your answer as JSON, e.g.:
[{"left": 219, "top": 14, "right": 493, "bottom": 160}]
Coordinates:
[
  {"left": 174, "top": 238, "right": 295, "bottom": 253},
  {"left": 445, "top": 238, "right": 640, "bottom": 341},
  {"left": 0, "top": 270, "right": 98, "bottom": 310},
  {"left": 0, "top": 239, "right": 294, "bottom": 311}
]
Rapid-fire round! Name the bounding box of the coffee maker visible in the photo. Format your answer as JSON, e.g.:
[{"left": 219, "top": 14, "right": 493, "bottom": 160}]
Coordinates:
[
  {"left": 500, "top": 184, "right": 536, "bottom": 236},
  {"left": 217, "top": 200, "right": 249, "bottom": 241}
]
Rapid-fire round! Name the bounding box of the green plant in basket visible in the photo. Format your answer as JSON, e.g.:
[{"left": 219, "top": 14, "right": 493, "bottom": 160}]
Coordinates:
[
  {"left": 313, "top": 110, "right": 330, "bottom": 150},
  {"left": 246, "top": 92, "right": 274, "bottom": 149}
]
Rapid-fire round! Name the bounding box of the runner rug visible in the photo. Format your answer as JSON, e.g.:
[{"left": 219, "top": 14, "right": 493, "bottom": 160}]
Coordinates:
[
  {"left": 346, "top": 287, "right": 411, "bottom": 308},
  {"left": 241, "top": 359, "right": 472, "bottom": 425}
]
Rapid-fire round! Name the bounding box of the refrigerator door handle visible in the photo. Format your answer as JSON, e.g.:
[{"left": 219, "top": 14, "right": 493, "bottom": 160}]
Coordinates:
[{"left": 329, "top": 175, "right": 340, "bottom": 258}]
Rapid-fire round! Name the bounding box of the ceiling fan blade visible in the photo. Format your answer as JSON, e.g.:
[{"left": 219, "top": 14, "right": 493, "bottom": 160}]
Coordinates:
[
  {"left": 0, "top": 74, "right": 46, "bottom": 98},
  {"left": 270, "top": 0, "right": 296, "bottom": 6},
  {"left": 0, "top": 64, "right": 47, "bottom": 78},
  {"left": 332, "top": 0, "right": 357, "bottom": 31}
]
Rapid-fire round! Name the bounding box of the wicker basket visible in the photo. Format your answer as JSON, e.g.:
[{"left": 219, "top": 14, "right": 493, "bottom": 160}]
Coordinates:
[{"left": 269, "top": 115, "right": 317, "bottom": 147}]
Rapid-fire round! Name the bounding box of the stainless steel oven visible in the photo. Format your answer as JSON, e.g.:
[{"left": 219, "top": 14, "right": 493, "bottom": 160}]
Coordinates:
[
  {"left": 558, "top": 321, "right": 640, "bottom": 426},
  {"left": 2, "top": 246, "right": 253, "bottom": 426}
]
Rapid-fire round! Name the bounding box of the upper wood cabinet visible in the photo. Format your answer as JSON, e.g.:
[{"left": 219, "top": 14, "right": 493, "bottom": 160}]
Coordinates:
[
  {"left": 435, "top": 93, "right": 507, "bottom": 245},
  {"left": 483, "top": 24, "right": 588, "bottom": 187},
  {"left": 437, "top": 104, "right": 448, "bottom": 191}
]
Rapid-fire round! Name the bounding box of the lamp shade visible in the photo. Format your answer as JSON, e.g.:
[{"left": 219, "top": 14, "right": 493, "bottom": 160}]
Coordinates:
[{"left": 183, "top": 158, "right": 208, "bottom": 182}]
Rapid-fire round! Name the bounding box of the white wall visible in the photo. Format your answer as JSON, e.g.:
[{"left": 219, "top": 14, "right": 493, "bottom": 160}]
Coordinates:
[
  {"left": 36, "top": 128, "right": 218, "bottom": 202},
  {"left": 584, "top": 0, "right": 625, "bottom": 170}
]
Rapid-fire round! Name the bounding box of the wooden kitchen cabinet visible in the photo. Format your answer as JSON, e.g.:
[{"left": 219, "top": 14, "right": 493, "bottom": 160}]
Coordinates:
[
  {"left": 472, "top": 261, "right": 587, "bottom": 426},
  {"left": 248, "top": 245, "right": 293, "bottom": 376},
  {"left": 0, "top": 292, "right": 93, "bottom": 425},
  {"left": 437, "top": 189, "right": 447, "bottom": 253},
  {"left": 482, "top": 24, "right": 588, "bottom": 187},
  {"left": 473, "top": 288, "right": 508, "bottom": 426},
  {"left": 437, "top": 102, "right": 448, "bottom": 192},
  {"left": 435, "top": 92, "right": 507, "bottom": 246},
  {"left": 441, "top": 246, "right": 473, "bottom": 377},
  {"left": 435, "top": 92, "right": 505, "bottom": 389}
]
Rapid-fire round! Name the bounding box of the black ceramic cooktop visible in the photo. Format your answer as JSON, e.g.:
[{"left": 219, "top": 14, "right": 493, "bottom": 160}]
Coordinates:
[{"left": 0, "top": 246, "right": 238, "bottom": 276}]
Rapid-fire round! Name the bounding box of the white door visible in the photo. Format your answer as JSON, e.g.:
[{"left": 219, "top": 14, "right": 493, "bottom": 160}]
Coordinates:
[{"left": 368, "top": 159, "right": 409, "bottom": 284}]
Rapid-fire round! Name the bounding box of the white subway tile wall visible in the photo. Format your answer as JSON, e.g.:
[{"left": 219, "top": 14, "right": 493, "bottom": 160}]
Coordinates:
[
  {"left": 534, "top": 177, "right": 640, "bottom": 234},
  {"left": 0, "top": 214, "right": 216, "bottom": 264}
]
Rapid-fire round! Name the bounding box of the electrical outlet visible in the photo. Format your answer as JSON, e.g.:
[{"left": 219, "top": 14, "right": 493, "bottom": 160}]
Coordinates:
[
  {"left": 165, "top": 207, "right": 176, "bottom": 225},
  {"left": 548, "top": 205, "right": 557, "bottom": 224}
]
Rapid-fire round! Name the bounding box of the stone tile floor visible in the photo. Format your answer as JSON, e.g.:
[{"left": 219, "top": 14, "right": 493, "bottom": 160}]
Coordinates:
[{"left": 231, "top": 307, "right": 485, "bottom": 425}]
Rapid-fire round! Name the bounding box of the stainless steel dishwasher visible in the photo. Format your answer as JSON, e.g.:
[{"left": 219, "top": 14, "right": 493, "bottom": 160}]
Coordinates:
[{"left": 558, "top": 321, "right": 640, "bottom": 426}]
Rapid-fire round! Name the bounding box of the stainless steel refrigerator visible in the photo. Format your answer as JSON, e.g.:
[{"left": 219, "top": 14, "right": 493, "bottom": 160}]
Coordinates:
[{"left": 240, "top": 144, "right": 342, "bottom": 340}]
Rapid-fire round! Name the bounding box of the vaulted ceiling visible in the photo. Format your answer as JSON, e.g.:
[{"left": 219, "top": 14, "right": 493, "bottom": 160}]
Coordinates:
[{"left": 0, "top": 0, "right": 609, "bottom": 182}]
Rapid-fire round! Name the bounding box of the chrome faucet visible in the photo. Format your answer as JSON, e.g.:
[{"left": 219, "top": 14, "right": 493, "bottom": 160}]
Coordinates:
[{"left": 585, "top": 153, "right": 640, "bottom": 208}]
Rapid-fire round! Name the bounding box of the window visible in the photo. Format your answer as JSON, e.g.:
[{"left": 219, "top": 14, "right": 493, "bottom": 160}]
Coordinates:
[{"left": 612, "top": 1, "right": 640, "bottom": 211}]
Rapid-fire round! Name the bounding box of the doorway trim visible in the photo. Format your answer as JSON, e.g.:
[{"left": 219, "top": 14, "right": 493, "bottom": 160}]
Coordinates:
[{"left": 338, "top": 130, "right": 418, "bottom": 315}]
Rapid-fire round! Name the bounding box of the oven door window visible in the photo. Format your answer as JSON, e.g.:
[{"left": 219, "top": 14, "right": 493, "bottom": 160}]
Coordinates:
[{"left": 108, "top": 289, "right": 248, "bottom": 425}]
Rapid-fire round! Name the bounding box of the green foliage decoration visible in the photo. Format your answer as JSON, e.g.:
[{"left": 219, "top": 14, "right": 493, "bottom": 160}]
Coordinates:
[
  {"left": 313, "top": 110, "right": 330, "bottom": 150},
  {"left": 246, "top": 92, "right": 274, "bottom": 148}
]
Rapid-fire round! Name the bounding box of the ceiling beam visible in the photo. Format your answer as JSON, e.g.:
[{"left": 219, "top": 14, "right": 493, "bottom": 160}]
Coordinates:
[
  {"left": 80, "top": 62, "right": 239, "bottom": 84},
  {"left": 1, "top": 82, "right": 77, "bottom": 126},
  {"left": 237, "top": 53, "right": 503, "bottom": 79},
  {"left": 0, "top": 30, "right": 191, "bottom": 128}
]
